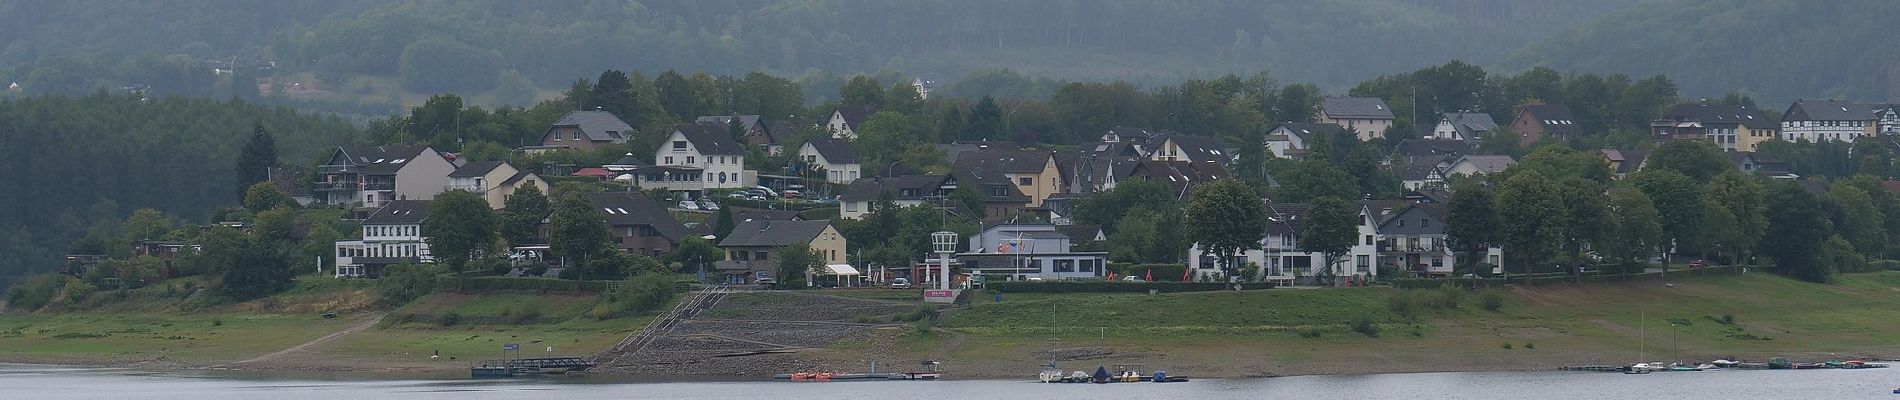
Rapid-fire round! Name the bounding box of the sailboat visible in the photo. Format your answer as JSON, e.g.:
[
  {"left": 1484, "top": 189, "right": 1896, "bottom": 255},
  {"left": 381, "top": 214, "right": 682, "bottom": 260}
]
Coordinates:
[
  {"left": 1038, "top": 300, "right": 1068, "bottom": 383},
  {"left": 1623, "top": 310, "right": 1661, "bottom": 374}
]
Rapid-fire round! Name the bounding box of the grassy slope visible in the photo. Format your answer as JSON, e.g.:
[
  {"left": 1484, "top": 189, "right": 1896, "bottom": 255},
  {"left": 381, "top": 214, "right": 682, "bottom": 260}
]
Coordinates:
[{"left": 886, "top": 272, "right": 1900, "bottom": 377}]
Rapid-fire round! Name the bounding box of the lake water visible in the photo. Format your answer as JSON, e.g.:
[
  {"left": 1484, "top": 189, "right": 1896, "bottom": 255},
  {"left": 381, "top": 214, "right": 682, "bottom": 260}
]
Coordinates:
[{"left": 5, "top": 364, "right": 1898, "bottom": 399}]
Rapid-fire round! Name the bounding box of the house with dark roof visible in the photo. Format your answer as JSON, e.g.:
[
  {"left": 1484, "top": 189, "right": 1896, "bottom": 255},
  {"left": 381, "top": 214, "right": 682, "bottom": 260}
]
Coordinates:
[
  {"left": 697, "top": 115, "right": 783, "bottom": 155},
  {"left": 534, "top": 110, "right": 634, "bottom": 152},
  {"left": 654, "top": 123, "right": 752, "bottom": 190},
  {"left": 952, "top": 170, "right": 1035, "bottom": 220},
  {"left": 838, "top": 174, "right": 956, "bottom": 219},
  {"left": 1120, "top": 160, "right": 1230, "bottom": 196},
  {"left": 313, "top": 145, "right": 455, "bottom": 208},
  {"left": 827, "top": 105, "right": 873, "bottom": 139},
  {"left": 585, "top": 192, "right": 692, "bottom": 257},
  {"left": 952, "top": 147, "right": 1061, "bottom": 208},
  {"left": 334, "top": 200, "right": 433, "bottom": 278},
  {"left": 1731, "top": 152, "right": 1793, "bottom": 177},
  {"left": 1186, "top": 200, "right": 1383, "bottom": 285},
  {"left": 266, "top": 166, "right": 316, "bottom": 206},
  {"left": 1391, "top": 138, "right": 1473, "bottom": 166},
  {"left": 1429, "top": 112, "right": 1497, "bottom": 143},
  {"left": 955, "top": 224, "right": 1107, "bottom": 281},
  {"left": 1602, "top": 149, "right": 1649, "bottom": 179},
  {"left": 1319, "top": 97, "right": 1396, "bottom": 140},
  {"left": 797, "top": 137, "right": 862, "bottom": 184},
  {"left": 1266, "top": 122, "right": 1342, "bottom": 160},
  {"left": 1651, "top": 103, "right": 1777, "bottom": 152},
  {"left": 1395, "top": 157, "right": 1447, "bottom": 191},
  {"left": 714, "top": 219, "right": 847, "bottom": 285},
  {"left": 1149, "top": 134, "right": 1230, "bottom": 163},
  {"left": 1445, "top": 154, "right": 1517, "bottom": 176},
  {"left": 1509, "top": 104, "right": 1579, "bottom": 145},
  {"left": 1375, "top": 202, "right": 1502, "bottom": 277},
  {"left": 1781, "top": 99, "right": 1877, "bottom": 143},
  {"left": 447, "top": 161, "right": 547, "bottom": 209}
]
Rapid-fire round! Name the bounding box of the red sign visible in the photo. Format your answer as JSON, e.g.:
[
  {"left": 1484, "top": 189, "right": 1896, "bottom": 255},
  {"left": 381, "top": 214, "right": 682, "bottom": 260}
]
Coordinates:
[{"left": 924, "top": 289, "right": 958, "bottom": 303}]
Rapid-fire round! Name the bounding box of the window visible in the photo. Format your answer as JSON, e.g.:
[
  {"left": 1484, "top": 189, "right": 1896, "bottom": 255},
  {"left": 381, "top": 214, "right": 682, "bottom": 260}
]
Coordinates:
[
  {"left": 1356, "top": 255, "right": 1369, "bottom": 272},
  {"left": 686, "top": 156, "right": 695, "bottom": 164},
  {"left": 673, "top": 141, "right": 687, "bottom": 150},
  {"left": 1397, "top": 219, "right": 1405, "bottom": 227},
  {"left": 1053, "top": 259, "right": 1076, "bottom": 272},
  {"left": 1431, "top": 256, "right": 1445, "bottom": 269},
  {"left": 845, "top": 202, "right": 858, "bottom": 212},
  {"left": 755, "top": 251, "right": 770, "bottom": 261},
  {"left": 664, "top": 156, "right": 674, "bottom": 164},
  {"left": 1018, "top": 177, "right": 1032, "bottom": 186},
  {"left": 1197, "top": 254, "right": 1218, "bottom": 269},
  {"left": 1079, "top": 259, "right": 1096, "bottom": 272},
  {"left": 732, "top": 251, "right": 749, "bottom": 261},
  {"left": 1364, "top": 235, "right": 1373, "bottom": 245},
  {"left": 572, "top": 132, "right": 581, "bottom": 140}
]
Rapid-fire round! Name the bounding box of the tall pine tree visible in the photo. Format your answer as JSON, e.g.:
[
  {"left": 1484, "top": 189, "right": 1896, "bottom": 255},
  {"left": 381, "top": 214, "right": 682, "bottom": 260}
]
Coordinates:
[{"left": 235, "top": 121, "right": 277, "bottom": 201}]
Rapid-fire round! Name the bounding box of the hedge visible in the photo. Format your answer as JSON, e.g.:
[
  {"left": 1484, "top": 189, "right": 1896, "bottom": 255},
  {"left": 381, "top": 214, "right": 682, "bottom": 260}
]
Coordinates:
[
  {"left": 1105, "top": 264, "right": 1189, "bottom": 282},
  {"left": 441, "top": 277, "right": 612, "bottom": 293},
  {"left": 1389, "top": 265, "right": 1743, "bottom": 288},
  {"left": 986, "top": 280, "right": 1271, "bottom": 293}
]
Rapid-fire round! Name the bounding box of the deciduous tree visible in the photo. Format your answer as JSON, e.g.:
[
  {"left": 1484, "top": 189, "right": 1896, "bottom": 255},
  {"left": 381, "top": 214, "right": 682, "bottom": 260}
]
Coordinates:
[
  {"left": 1187, "top": 179, "right": 1267, "bottom": 277},
  {"left": 426, "top": 190, "right": 498, "bottom": 272}
]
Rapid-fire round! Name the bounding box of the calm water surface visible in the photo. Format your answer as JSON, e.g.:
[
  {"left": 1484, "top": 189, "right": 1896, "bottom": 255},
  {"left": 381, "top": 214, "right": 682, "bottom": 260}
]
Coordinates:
[{"left": 5, "top": 364, "right": 1898, "bottom": 399}]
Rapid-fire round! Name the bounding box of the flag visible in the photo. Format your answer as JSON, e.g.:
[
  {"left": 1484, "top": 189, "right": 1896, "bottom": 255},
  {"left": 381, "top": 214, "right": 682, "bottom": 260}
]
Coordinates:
[
  {"left": 1182, "top": 267, "right": 1191, "bottom": 282},
  {"left": 1145, "top": 269, "right": 1152, "bottom": 282}
]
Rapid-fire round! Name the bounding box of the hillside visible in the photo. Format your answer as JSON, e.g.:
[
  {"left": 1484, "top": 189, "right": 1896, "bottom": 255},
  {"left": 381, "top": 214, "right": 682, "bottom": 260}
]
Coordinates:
[
  {"left": 0, "top": 0, "right": 1643, "bottom": 105},
  {"left": 1504, "top": 0, "right": 1900, "bottom": 105}
]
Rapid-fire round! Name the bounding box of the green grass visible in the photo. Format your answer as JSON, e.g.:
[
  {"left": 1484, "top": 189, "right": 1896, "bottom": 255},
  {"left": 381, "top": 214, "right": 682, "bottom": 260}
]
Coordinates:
[
  {"left": 312, "top": 316, "right": 641, "bottom": 362},
  {"left": 818, "top": 289, "right": 924, "bottom": 301},
  {"left": 0, "top": 313, "right": 341, "bottom": 363},
  {"left": 942, "top": 288, "right": 1397, "bottom": 332}
]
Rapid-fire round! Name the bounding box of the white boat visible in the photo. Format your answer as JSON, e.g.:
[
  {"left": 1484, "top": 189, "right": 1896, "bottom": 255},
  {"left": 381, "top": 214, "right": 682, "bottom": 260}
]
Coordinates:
[{"left": 1039, "top": 370, "right": 1064, "bottom": 383}]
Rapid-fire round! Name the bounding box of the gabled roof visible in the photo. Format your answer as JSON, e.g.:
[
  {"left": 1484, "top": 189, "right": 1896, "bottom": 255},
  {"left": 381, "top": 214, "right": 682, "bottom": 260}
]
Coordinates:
[
  {"left": 719, "top": 219, "right": 832, "bottom": 247},
  {"left": 267, "top": 166, "right": 310, "bottom": 197},
  {"left": 1438, "top": 112, "right": 1498, "bottom": 140},
  {"left": 953, "top": 148, "right": 1054, "bottom": 175},
  {"left": 1784, "top": 99, "right": 1877, "bottom": 122},
  {"left": 675, "top": 123, "right": 747, "bottom": 156},
  {"left": 695, "top": 115, "right": 762, "bottom": 132},
  {"left": 952, "top": 171, "right": 1030, "bottom": 203},
  {"left": 1450, "top": 155, "right": 1517, "bottom": 174},
  {"left": 604, "top": 153, "right": 647, "bottom": 170},
  {"left": 1054, "top": 224, "right": 1105, "bottom": 243},
  {"left": 1270, "top": 122, "right": 1344, "bottom": 143},
  {"left": 1155, "top": 134, "right": 1230, "bottom": 163},
  {"left": 1376, "top": 203, "right": 1448, "bottom": 235},
  {"left": 768, "top": 121, "right": 805, "bottom": 144},
  {"left": 1321, "top": 97, "right": 1395, "bottom": 119},
  {"left": 588, "top": 192, "right": 689, "bottom": 240},
  {"left": 364, "top": 200, "right": 430, "bottom": 225},
  {"left": 727, "top": 207, "right": 801, "bottom": 223},
  {"left": 1518, "top": 104, "right": 1579, "bottom": 136},
  {"left": 1102, "top": 126, "right": 1161, "bottom": 142},
  {"left": 1394, "top": 157, "right": 1444, "bottom": 181},
  {"left": 1123, "top": 160, "right": 1230, "bottom": 190},
  {"left": 330, "top": 145, "right": 436, "bottom": 175},
  {"left": 550, "top": 110, "right": 635, "bottom": 142},
  {"left": 449, "top": 161, "right": 505, "bottom": 178},
  {"left": 1658, "top": 103, "right": 1775, "bottom": 129},
  {"left": 1602, "top": 149, "right": 1649, "bottom": 174},
  {"left": 835, "top": 105, "right": 873, "bottom": 130},
  {"left": 804, "top": 137, "right": 861, "bottom": 164},
  {"left": 841, "top": 175, "right": 953, "bottom": 201},
  {"left": 1394, "top": 139, "right": 1472, "bottom": 160}
]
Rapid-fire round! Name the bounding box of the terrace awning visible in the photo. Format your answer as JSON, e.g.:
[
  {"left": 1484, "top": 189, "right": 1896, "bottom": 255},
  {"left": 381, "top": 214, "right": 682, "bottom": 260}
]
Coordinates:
[{"left": 823, "top": 264, "right": 860, "bottom": 275}]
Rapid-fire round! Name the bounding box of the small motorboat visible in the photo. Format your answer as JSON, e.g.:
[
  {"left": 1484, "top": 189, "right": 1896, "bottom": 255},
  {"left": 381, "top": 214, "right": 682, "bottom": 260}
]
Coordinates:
[
  {"left": 1039, "top": 369, "right": 1064, "bottom": 383},
  {"left": 1065, "top": 371, "right": 1090, "bottom": 383},
  {"left": 1092, "top": 366, "right": 1111, "bottom": 384},
  {"left": 1151, "top": 371, "right": 1189, "bottom": 383}
]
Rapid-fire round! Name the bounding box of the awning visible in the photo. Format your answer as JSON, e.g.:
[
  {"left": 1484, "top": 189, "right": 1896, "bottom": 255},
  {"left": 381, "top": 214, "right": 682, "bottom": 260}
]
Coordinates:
[{"left": 823, "top": 264, "right": 860, "bottom": 275}]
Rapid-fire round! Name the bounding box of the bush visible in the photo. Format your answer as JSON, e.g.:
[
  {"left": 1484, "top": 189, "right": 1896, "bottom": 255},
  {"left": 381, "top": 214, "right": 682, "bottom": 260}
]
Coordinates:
[
  {"left": 1435, "top": 286, "right": 1465, "bottom": 309},
  {"left": 1349, "top": 313, "right": 1379, "bottom": 337},
  {"left": 893, "top": 306, "right": 932, "bottom": 322},
  {"left": 377, "top": 263, "right": 442, "bottom": 305},
  {"left": 1524, "top": 342, "right": 1534, "bottom": 349},
  {"left": 913, "top": 319, "right": 935, "bottom": 334},
  {"left": 4, "top": 274, "right": 65, "bottom": 312},
  {"left": 1874, "top": 260, "right": 1900, "bottom": 271},
  {"left": 504, "top": 303, "right": 543, "bottom": 324},
  {"left": 1502, "top": 342, "right": 1513, "bottom": 349},
  {"left": 1104, "top": 264, "right": 1190, "bottom": 282},
  {"left": 439, "top": 312, "right": 461, "bottom": 327},
  {"left": 211, "top": 318, "right": 223, "bottom": 327},
  {"left": 1298, "top": 328, "right": 1323, "bottom": 339},
  {"left": 1385, "top": 293, "right": 1419, "bottom": 321},
  {"left": 594, "top": 274, "right": 676, "bottom": 320},
  {"left": 1479, "top": 290, "right": 1505, "bottom": 311}
]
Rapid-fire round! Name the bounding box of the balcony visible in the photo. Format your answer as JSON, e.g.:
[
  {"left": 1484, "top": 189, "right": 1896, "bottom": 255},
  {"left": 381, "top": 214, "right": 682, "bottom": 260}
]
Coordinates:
[
  {"left": 448, "top": 184, "right": 487, "bottom": 193},
  {"left": 316, "top": 164, "right": 358, "bottom": 174},
  {"left": 313, "top": 181, "right": 360, "bottom": 191},
  {"left": 362, "top": 181, "right": 395, "bottom": 191}
]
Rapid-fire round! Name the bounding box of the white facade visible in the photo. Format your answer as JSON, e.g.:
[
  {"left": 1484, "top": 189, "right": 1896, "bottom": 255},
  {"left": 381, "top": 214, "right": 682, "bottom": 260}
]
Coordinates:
[
  {"left": 797, "top": 142, "right": 862, "bottom": 184},
  {"left": 1187, "top": 206, "right": 1381, "bottom": 284},
  {"left": 1878, "top": 108, "right": 1899, "bottom": 135},
  {"left": 1782, "top": 119, "right": 1874, "bottom": 143},
  {"left": 656, "top": 130, "right": 750, "bottom": 190},
  {"left": 1265, "top": 126, "right": 1309, "bottom": 159},
  {"left": 827, "top": 110, "right": 857, "bottom": 139},
  {"left": 839, "top": 198, "right": 924, "bottom": 220},
  {"left": 333, "top": 222, "right": 431, "bottom": 277},
  {"left": 388, "top": 151, "right": 455, "bottom": 205}
]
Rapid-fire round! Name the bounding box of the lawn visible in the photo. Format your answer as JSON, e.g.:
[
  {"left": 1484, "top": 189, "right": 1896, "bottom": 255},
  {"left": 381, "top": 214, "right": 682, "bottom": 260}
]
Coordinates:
[
  {"left": 0, "top": 313, "right": 342, "bottom": 364},
  {"left": 309, "top": 316, "right": 642, "bottom": 363}
]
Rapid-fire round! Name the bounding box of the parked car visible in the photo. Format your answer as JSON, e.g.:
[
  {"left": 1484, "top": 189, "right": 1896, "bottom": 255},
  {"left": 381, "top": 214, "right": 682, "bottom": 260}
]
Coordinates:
[
  {"left": 753, "top": 185, "right": 780, "bottom": 198},
  {"left": 726, "top": 192, "right": 751, "bottom": 199},
  {"left": 890, "top": 278, "right": 911, "bottom": 289},
  {"left": 698, "top": 199, "right": 720, "bottom": 211},
  {"left": 676, "top": 200, "right": 700, "bottom": 210},
  {"left": 1121, "top": 276, "right": 1145, "bottom": 282},
  {"left": 1689, "top": 259, "right": 1707, "bottom": 268},
  {"left": 756, "top": 277, "right": 777, "bottom": 287},
  {"left": 813, "top": 197, "right": 840, "bottom": 205},
  {"left": 782, "top": 190, "right": 802, "bottom": 199},
  {"left": 746, "top": 195, "right": 766, "bottom": 201}
]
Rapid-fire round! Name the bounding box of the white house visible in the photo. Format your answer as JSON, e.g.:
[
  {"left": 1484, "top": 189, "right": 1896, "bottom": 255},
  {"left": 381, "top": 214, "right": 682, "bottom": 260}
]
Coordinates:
[
  {"left": 1873, "top": 104, "right": 1898, "bottom": 135},
  {"left": 1445, "top": 154, "right": 1517, "bottom": 177},
  {"left": 655, "top": 123, "right": 752, "bottom": 190},
  {"left": 798, "top": 137, "right": 862, "bottom": 184},
  {"left": 1318, "top": 97, "right": 1396, "bottom": 140},
  {"left": 447, "top": 161, "right": 547, "bottom": 209},
  {"left": 1266, "top": 123, "right": 1342, "bottom": 160},
  {"left": 334, "top": 200, "right": 433, "bottom": 278},
  {"left": 1374, "top": 202, "right": 1502, "bottom": 276},
  {"left": 1430, "top": 112, "right": 1498, "bottom": 142},
  {"left": 313, "top": 145, "right": 456, "bottom": 208},
  {"left": 1781, "top": 99, "right": 1877, "bottom": 143},
  {"left": 827, "top": 105, "right": 873, "bottom": 139},
  {"left": 956, "top": 224, "right": 1107, "bottom": 281},
  {"left": 1188, "top": 201, "right": 1381, "bottom": 285},
  {"left": 837, "top": 175, "right": 953, "bottom": 219}
]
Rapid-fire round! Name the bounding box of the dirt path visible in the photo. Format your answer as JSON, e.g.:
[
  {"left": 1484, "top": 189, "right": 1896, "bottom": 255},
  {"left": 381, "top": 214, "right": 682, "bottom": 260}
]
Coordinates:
[
  {"left": 926, "top": 328, "right": 968, "bottom": 361},
  {"left": 226, "top": 312, "right": 386, "bottom": 365}
]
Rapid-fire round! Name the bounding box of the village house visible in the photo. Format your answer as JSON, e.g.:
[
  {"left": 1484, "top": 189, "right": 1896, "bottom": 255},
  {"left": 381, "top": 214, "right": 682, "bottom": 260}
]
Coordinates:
[
  {"left": 1509, "top": 104, "right": 1579, "bottom": 144},
  {"left": 447, "top": 161, "right": 548, "bottom": 209},
  {"left": 1395, "top": 158, "right": 1448, "bottom": 191},
  {"left": 1876, "top": 104, "right": 1900, "bottom": 135},
  {"left": 1444, "top": 154, "right": 1517, "bottom": 177},
  {"left": 1602, "top": 149, "right": 1649, "bottom": 179},
  {"left": 952, "top": 147, "right": 1062, "bottom": 208},
  {"left": 529, "top": 110, "right": 634, "bottom": 153},
  {"left": 1650, "top": 103, "right": 1777, "bottom": 152},
  {"left": 951, "top": 171, "right": 1035, "bottom": 220},
  {"left": 1390, "top": 138, "right": 1473, "bottom": 166},
  {"left": 1318, "top": 97, "right": 1395, "bottom": 140},
  {"left": 1266, "top": 122, "right": 1340, "bottom": 160},
  {"left": 956, "top": 224, "right": 1108, "bottom": 281},
  {"left": 826, "top": 105, "right": 873, "bottom": 139},
  {"left": 1781, "top": 99, "right": 1877, "bottom": 143},
  {"left": 1147, "top": 134, "right": 1230, "bottom": 163},
  {"left": 655, "top": 123, "right": 751, "bottom": 191},
  {"left": 1375, "top": 202, "right": 1503, "bottom": 277},
  {"left": 585, "top": 192, "right": 691, "bottom": 257},
  {"left": 1429, "top": 111, "right": 1498, "bottom": 143},
  {"left": 1117, "top": 160, "right": 1230, "bottom": 195},
  {"left": 313, "top": 145, "right": 455, "bottom": 208},
  {"left": 267, "top": 166, "right": 318, "bottom": 206},
  {"left": 697, "top": 115, "right": 783, "bottom": 154},
  {"left": 838, "top": 174, "right": 955, "bottom": 219},
  {"left": 1187, "top": 201, "right": 1382, "bottom": 285},
  {"left": 1731, "top": 152, "right": 1794, "bottom": 177},
  {"left": 714, "top": 219, "right": 849, "bottom": 285},
  {"left": 334, "top": 200, "right": 432, "bottom": 278},
  {"left": 797, "top": 137, "right": 863, "bottom": 184}
]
